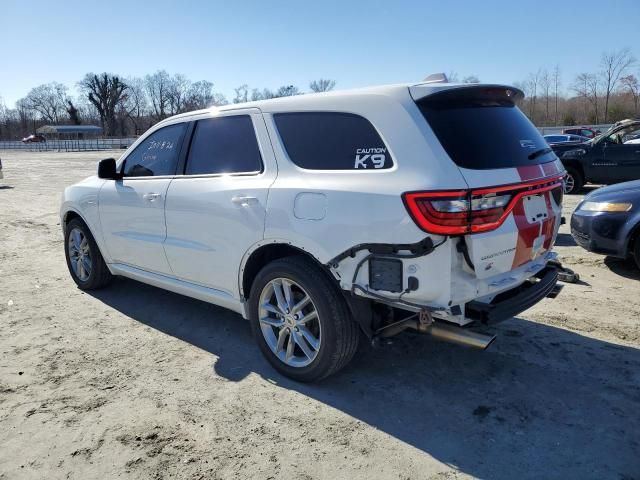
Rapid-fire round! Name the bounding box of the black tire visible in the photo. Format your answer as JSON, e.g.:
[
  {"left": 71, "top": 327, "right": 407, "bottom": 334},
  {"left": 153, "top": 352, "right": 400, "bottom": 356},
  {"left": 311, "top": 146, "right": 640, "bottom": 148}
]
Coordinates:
[
  {"left": 248, "top": 256, "right": 360, "bottom": 382},
  {"left": 64, "top": 217, "right": 113, "bottom": 290},
  {"left": 564, "top": 166, "right": 584, "bottom": 194}
]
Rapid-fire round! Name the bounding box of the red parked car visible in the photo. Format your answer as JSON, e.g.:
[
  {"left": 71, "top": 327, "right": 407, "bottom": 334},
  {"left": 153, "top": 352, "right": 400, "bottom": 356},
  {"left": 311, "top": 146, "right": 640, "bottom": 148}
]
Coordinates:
[
  {"left": 21, "top": 134, "right": 46, "bottom": 143},
  {"left": 562, "top": 127, "right": 600, "bottom": 138}
]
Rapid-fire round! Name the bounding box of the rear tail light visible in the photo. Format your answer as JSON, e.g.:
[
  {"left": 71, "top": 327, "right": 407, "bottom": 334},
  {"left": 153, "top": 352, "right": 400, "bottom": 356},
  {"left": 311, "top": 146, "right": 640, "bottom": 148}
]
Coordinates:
[{"left": 403, "top": 176, "right": 563, "bottom": 235}]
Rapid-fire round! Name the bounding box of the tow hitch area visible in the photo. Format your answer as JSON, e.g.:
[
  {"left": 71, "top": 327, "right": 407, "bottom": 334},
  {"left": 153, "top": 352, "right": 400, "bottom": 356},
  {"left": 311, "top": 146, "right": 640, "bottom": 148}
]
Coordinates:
[
  {"left": 373, "top": 310, "right": 496, "bottom": 350},
  {"left": 548, "top": 260, "right": 580, "bottom": 283}
]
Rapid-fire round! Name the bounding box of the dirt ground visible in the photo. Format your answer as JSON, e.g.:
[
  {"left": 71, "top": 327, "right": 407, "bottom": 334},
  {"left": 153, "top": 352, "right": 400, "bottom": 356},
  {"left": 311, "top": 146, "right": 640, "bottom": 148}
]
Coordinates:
[{"left": 0, "top": 150, "right": 639, "bottom": 480}]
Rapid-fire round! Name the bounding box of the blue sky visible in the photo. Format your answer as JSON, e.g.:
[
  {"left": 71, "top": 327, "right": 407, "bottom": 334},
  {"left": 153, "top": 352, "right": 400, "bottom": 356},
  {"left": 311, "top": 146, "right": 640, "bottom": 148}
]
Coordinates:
[{"left": 2, "top": 0, "right": 639, "bottom": 106}]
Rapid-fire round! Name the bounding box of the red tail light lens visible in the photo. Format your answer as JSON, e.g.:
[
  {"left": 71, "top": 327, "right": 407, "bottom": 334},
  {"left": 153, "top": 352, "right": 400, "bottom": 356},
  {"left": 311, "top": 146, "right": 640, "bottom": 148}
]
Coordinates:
[{"left": 403, "top": 176, "right": 563, "bottom": 235}]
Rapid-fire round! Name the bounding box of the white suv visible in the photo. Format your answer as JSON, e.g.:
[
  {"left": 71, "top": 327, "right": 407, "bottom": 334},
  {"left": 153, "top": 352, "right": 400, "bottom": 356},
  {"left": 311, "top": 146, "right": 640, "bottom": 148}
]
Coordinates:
[{"left": 61, "top": 80, "right": 565, "bottom": 381}]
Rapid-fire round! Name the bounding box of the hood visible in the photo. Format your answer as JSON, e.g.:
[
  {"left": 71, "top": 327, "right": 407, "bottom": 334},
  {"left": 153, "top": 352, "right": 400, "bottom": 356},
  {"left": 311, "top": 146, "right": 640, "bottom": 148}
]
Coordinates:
[
  {"left": 587, "top": 180, "right": 640, "bottom": 199},
  {"left": 585, "top": 181, "right": 640, "bottom": 208}
]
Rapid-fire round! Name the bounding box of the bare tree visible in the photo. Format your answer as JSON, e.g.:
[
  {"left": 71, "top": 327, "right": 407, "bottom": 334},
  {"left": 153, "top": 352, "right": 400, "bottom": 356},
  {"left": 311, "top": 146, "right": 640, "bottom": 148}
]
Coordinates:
[
  {"left": 526, "top": 70, "right": 542, "bottom": 124},
  {"left": 552, "top": 65, "right": 561, "bottom": 125},
  {"left": 79, "top": 73, "right": 128, "bottom": 136},
  {"left": 620, "top": 74, "right": 639, "bottom": 116},
  {"left": 233, "top": 84, "right": 249, "bottom": 104},
  {"left": 572, "top": 73, "right": 600, "bottom": 123},
  {"left": 600, "top": 48, "right": 636, "bottom": 122},
  {"left": 309, "top": 79, "right": 336, "bottom": 92},
  {"left": 183, "top": 80, "right": 213, "bottom": 110},
  {"left": 540, "top": 70, "right": 551, "bottom": 125},
  {"left": 166, "top": 74, "right": 190, "bottom": 115},
  {"left": 122, "top": 77, "right": 148, "bottom": 134},
  {"left": 66, "top": 100, "right": 81, "bottom": 125},
  {"left": 275, "top": 85, "right": 300, "bottom": 97},
  {"left": 24, "top": 82, "right": 68, "bottom": 123},
  {"left": 461, "top": 75, "right": 480, "bottom": 84},
  {"left": 145, "top": 70, "right": 171, "bottom": 120}
]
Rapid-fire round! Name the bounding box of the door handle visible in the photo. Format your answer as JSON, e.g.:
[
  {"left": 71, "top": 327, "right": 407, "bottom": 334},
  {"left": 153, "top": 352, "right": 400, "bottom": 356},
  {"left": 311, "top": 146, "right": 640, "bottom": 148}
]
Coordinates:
[
  {"left": 231, "top": 195, "right": 258, "bottom": 207},
  {"left": 143, "top": 192, "right": 162, "bottom": 202}
]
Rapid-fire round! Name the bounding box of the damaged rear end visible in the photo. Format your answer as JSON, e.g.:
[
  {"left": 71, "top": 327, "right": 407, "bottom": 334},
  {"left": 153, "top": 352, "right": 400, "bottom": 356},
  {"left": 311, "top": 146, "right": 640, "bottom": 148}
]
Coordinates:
[{"left": 331, "top": 84, "right": 566, "bottom": 347}]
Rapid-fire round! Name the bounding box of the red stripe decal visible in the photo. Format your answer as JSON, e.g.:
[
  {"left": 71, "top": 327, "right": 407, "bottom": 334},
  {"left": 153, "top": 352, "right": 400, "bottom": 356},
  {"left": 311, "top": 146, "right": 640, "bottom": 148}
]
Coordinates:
[
  {"left": 541, "top": 161, "right": 560, "bottom": 176},
  {"left": 517, "top": 165, "right": 543, "bottom": 181},
  {"left": 511, "top": 200, "right": 537, "bottom": 268},
  {"left": 511, "top": 190, "right": 558, "bottom": 268},
  {"left": 541, "top": 193, "right": 556, "bottom": 250}
]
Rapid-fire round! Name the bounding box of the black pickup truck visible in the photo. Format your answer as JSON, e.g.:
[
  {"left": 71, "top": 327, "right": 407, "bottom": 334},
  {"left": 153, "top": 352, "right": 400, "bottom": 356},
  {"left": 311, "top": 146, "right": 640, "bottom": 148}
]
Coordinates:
[{"left": 551, "top": 119, "right": 640, "bottom": 194}]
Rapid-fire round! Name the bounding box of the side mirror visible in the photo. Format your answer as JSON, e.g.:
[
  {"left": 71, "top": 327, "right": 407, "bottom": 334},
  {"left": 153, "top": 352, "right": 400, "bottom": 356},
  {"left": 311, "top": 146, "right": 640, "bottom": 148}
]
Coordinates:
[{"left": 97, "top": 158, "right": 120, "bottom": 179}]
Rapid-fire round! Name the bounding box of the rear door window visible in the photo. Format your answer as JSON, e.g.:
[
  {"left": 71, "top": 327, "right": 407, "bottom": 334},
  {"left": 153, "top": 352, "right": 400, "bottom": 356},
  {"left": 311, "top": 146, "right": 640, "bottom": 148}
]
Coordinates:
[
  {"left": 185, "top": 115, "right": 263, "bottom": 175},
  {"left": 274, "top": 112, "right": 393, "bottom": 170},
  {"left": 417, "top": 87, "right": 555, "bottom": 170}
]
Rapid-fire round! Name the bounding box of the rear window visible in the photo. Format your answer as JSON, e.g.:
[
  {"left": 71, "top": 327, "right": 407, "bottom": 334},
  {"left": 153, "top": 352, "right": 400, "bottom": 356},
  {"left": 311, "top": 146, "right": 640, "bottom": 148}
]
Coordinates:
[
  {"left": 417, "top": 87, "right": 555, "bottom": 170},
  {"left": 185, "top": 116, "right": 262, "bottom": 175},
  {"left": 274, "top": 112, "right": 393, "bottom": 170}
]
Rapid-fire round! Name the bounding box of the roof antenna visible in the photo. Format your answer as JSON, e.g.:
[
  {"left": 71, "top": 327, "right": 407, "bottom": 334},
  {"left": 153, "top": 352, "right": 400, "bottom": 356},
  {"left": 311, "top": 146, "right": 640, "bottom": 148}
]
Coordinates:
[{"left": 422, "top": 73, "right": 448, "bottom": 84}]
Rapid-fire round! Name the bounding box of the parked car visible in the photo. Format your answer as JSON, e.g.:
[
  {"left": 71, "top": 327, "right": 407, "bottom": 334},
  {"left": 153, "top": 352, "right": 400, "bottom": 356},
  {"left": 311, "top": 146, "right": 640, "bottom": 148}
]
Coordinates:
[
  {"left": 551, "top": 120, "right": 640, "bottom": 194},
  {"left": 60, "top": 81, "right": 565, "bottom": 381},
  {"left": 571, "top": 180, "right": 640, "bottom": 269},
  {"left": 21, "top": 134, "right": 46, "bottom": 143},
  {"left": 544, "top": 134, "right": 591, "bottom": 144},
  {"left": 562, "top": 127, "right": 599, "bottom": 138}
]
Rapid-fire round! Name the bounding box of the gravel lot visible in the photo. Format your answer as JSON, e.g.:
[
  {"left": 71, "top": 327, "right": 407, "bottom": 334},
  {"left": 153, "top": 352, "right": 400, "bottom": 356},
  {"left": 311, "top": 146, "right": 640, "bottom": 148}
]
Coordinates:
[{"left": 1, "top": 150, "right": 639, "bottom": 480}]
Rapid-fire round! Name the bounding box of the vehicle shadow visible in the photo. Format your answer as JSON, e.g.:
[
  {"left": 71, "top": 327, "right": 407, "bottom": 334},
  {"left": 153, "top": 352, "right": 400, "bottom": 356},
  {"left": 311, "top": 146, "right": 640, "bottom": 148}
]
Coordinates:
[
  {"left": 604, "top": 256, "right": 640, "bottom": 280},
  {"left": 89, "top": 277, "right": 640, "bottom": 480},
  {"left": 0, "top": 185, "right": 14, "bottom": 190}
]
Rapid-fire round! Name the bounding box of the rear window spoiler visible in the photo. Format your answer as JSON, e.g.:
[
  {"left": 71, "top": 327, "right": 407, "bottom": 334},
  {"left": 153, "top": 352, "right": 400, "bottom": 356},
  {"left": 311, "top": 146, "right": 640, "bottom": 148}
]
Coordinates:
[{"left": 409, "top": 83, "right": 524, "bottom": 103}]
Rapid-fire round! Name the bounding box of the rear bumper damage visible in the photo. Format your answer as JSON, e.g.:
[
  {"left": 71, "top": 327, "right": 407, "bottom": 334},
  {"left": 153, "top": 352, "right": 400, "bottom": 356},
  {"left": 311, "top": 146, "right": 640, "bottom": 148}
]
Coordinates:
[{"left": 465, "top": 266, "right": 560, "bottom": 325}]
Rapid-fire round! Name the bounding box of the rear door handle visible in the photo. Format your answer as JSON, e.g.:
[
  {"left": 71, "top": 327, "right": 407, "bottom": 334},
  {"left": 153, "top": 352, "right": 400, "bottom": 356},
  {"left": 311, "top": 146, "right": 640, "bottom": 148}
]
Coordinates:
[
  {"left": 231, "top": 195, "right": 258, "bottom": 207},
  {"left": 143, "top": 192, "right": 162, "bottom": 202}
]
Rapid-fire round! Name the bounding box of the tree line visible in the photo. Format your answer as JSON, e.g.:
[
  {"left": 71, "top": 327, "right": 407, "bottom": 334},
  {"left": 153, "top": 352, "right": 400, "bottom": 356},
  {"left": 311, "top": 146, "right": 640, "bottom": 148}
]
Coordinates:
[
  {"left": 514, "top": 48, "right": 638, "bottom": 127},
  {"left": 1, "top": 47, "right": 638, "bottom": 140},
  {"left": 0, "top": 72, "right": 337, "bottom": 140}
]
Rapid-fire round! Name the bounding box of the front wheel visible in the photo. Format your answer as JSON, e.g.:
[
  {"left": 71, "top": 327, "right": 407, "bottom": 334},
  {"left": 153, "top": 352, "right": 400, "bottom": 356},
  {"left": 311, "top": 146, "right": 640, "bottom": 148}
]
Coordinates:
[
  {"left": 248, "top": 256, "right": 360, "bottom": 382},
  {"left": 64, "top": 218, "right": 113, "bottom": 290}
]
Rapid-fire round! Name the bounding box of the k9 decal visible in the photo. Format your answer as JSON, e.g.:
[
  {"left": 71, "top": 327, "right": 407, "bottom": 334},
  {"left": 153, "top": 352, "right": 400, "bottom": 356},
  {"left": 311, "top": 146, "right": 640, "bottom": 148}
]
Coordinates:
[{"left": 354, "top": 147, "right": 387, "bottom": 169}]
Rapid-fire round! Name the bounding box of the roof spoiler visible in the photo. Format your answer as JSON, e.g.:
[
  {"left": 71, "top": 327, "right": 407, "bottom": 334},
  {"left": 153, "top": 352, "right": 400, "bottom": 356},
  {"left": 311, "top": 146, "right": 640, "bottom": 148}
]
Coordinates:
[{"left": 409, "top": 83, "right": 524, "bottom": 103}]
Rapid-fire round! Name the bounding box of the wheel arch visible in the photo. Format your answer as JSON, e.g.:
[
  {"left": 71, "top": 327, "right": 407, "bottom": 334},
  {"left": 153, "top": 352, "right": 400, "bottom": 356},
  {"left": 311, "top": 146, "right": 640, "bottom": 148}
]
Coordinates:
[
  {"left": 240, "top": 241, "right": 331, "bottom": 301},
  {"left": 562, "top": 160, "right": 585, "bottom": 180},
  {"left": 61, "top": 206, "right": 112, "bottom": 266},
  {"left": 239, "top": 240, "right": 374, "bottom": 336},
  {"left": 624, "top": 217, "right": 640, "bottom": 258},
  {"left": 61, "top": 208, "right": 88, "bottom": 233}
]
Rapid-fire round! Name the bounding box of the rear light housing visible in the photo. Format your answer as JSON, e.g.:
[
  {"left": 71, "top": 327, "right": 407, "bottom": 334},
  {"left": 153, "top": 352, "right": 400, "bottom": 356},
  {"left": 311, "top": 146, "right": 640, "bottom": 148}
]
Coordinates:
[{"left": 403, "top": 175, "right": 563, "bottom": 235}]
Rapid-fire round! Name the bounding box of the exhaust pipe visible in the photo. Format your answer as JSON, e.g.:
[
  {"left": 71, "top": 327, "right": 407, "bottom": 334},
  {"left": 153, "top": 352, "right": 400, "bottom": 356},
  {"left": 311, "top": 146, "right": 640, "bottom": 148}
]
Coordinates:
[
  {"left": 376, "top": 316, "right": 495, "bottom": 350},
  {"left": 428, "top": 322, "right": 495, "bottom": 350}
]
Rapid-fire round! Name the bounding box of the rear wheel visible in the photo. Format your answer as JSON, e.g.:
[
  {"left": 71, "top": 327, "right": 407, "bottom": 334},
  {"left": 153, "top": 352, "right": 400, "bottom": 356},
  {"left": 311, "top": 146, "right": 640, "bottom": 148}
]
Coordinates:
[
  {"left": 64, "top": 218, "right": 113, "bottom": 290},
  {"left": 248, "top": 256, "right": 360, "bottom": 382},
  {"left": 564, "top": 167, "right": 584, "bottom": 194}
]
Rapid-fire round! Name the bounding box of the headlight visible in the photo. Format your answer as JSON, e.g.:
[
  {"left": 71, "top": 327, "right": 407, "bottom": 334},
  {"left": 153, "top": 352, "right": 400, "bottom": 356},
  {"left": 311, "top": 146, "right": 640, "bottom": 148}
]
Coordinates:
[{"left": 579, "top": 201, "right": 632, "bottom": 212}]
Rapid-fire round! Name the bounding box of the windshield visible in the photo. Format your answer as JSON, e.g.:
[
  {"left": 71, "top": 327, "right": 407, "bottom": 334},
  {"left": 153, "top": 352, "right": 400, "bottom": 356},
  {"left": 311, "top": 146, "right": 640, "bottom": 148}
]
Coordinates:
[{"left": 417, "top": 87, "right": 556, "bottom": 170}]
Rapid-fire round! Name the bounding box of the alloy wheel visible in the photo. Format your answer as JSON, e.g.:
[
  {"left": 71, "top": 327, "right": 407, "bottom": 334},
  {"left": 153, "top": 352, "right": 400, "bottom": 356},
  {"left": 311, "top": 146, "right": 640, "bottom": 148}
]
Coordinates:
[
  {"left": 258, "top": 278, "right": 321, "bottom": 368},
  {"left": 68, "top": 227, "right": 92, "bottom": 281},
  {"left": 564, "top": 173, "right": 575, "bottom": 194}
]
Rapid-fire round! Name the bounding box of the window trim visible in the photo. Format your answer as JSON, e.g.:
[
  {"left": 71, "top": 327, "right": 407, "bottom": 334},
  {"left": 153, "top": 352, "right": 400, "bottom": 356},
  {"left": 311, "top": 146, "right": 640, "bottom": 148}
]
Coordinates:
[
  {"left": 119, "top": 121, "right": 190, "bottom": 179},
  {"left": 179, "top": 114, "right": 265, "bottom": 177},
  {"left": 273, "top": 111, "right": 395, "bottom": 172}
]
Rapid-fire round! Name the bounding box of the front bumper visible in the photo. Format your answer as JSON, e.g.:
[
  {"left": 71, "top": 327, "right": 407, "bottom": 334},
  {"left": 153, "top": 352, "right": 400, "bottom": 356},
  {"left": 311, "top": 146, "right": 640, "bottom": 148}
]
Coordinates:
[
  {"left": 465, "top": 266, "right": 559, "bottom": 325},
  {"left": 570, "top": 211, "right": 629, "bottom": 257}
]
